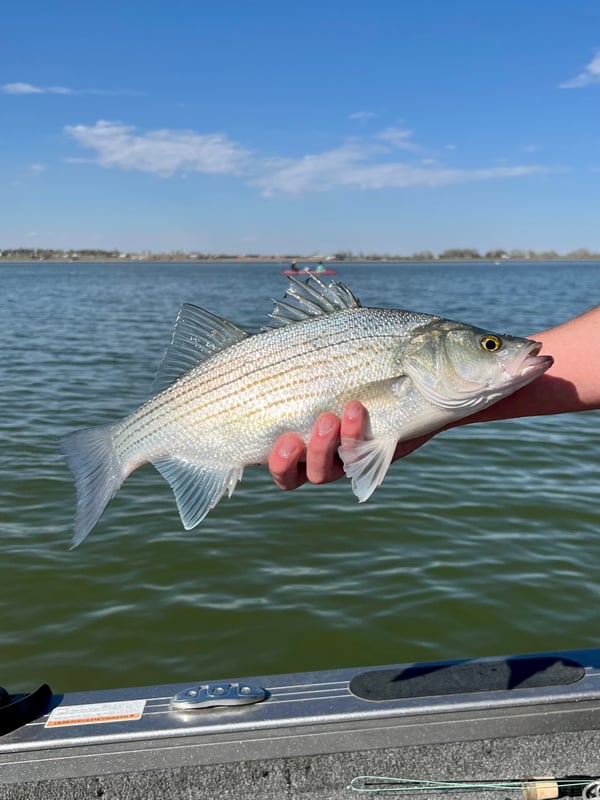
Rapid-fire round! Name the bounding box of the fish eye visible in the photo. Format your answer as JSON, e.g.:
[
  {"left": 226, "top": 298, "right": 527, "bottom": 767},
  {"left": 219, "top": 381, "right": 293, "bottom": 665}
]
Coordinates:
[{"left": 480, "top": 334, "right": 502, "bottom": 352}]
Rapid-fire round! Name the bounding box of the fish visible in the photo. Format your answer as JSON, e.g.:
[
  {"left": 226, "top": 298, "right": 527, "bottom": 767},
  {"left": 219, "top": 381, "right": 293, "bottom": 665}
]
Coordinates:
[{"left": 60, "top": 277, "right": 553, "bottom": 547}]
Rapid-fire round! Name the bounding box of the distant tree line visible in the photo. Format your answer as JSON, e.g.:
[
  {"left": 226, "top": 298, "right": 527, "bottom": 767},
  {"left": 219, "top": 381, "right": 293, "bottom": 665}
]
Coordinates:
[
  {"left": 2, "top": 247, "right": 600, "bottom": 262},
  {"left": 332, "top": 247, "right": 600, "bottom": 261}
]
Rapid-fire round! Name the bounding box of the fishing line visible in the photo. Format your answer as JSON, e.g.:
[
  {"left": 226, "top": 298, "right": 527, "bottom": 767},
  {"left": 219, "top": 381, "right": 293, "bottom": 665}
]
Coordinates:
[{"left": 347, "top": 774, "right": 600, "bottom": 798}]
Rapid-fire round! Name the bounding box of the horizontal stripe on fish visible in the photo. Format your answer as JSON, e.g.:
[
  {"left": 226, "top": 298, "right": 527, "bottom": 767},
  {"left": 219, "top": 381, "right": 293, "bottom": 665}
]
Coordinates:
[{"left": 60, "top": 278, "right": 552, "bottom": 546}]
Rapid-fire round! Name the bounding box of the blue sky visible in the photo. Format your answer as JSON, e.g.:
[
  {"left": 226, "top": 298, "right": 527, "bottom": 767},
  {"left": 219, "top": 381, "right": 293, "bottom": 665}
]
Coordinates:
[{"left": 2, "top": 0, "right": 600, "bottom": 255}]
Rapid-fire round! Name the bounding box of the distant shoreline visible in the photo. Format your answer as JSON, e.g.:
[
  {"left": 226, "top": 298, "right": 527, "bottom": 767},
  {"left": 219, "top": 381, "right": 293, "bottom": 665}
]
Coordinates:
[{"left": 2, "top": 256, "right": 600, "bottom": 265}]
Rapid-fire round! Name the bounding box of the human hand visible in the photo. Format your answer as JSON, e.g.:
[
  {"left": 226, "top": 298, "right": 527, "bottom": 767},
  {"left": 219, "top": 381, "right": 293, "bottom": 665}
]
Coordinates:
[
  {"left": 268, "top": 401, "right": 433, "bottom": 491},
  {"left": 268, "top": 400, "right": 367, "bottom": 490}
]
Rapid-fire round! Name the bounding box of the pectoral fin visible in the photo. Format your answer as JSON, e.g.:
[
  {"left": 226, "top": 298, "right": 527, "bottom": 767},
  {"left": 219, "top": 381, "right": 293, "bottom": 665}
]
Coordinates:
[
  {"left": 338, "top": 435, "right": 398, "bottom": 503},
  {"left": 152, "top": 457, "right": 244, "bottom": 529}
]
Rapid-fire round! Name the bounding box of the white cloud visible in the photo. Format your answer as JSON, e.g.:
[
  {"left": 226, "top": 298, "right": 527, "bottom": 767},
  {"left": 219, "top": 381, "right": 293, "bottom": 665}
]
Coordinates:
[
  {"left": 65, "top": 120, "right": 250, "bottom": 177},
  {"left": 1, "top": 82, "right": 78, "bottom": 95},
  {"left": 254, "top": 134, "right": 552, "bottom": 195},
  {"left": 63, "top": 119, "right": 556, "bottom": 195},
  {"left": 2, "top": 82, "right": 45, "bottom": 94},
  {"left": 375, "top": 127, "right": 420, "bottom": 150},
  {"left": 28, "top": 163, "right": 47, "bottom": 174},
  {"left": 257, "top": 156, "right": 549, "bottom": 195},
  {"left": 256, "top": 142, "right": 370, "bottom": 194},
  {"left": 559, "top": 50, "right": 600, "bottom": 88},
  {"left": 1, "top": 82, "right": 142, "bottom": 96},
  {"left": 349, "top": 110, "right": 375, "bottom": 122}
]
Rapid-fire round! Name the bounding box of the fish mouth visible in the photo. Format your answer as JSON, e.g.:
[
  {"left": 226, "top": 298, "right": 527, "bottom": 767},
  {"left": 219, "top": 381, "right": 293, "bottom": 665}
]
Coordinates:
[{"left": 509, "top": 339, "right": 553, "bottom": 380}]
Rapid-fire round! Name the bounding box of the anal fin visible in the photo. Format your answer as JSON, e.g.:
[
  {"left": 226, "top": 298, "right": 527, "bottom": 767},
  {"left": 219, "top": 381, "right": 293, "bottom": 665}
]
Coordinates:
[{"left": 152, "top": 457, "right": 244, "bottom": 529}]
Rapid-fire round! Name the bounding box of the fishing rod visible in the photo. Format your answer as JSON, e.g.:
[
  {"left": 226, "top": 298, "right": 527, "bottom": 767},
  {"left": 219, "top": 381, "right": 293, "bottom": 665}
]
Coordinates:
[{"left": 348, "top": 774, "right": 600, "bottom": 799}]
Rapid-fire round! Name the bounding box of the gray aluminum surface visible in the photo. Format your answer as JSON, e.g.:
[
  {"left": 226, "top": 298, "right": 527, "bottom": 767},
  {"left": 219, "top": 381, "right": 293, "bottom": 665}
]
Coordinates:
[{"left": 1, "top": 649, "right": 600, "bottom": 798}]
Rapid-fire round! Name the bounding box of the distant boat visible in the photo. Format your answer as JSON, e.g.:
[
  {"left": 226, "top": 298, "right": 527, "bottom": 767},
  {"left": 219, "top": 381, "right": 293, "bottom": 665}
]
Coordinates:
[
  {"left": 281, "top": 268, "right": 337, "bottom": 276},
  {"left": 281, "top": 263, "right": 336, "bottom": 277}
]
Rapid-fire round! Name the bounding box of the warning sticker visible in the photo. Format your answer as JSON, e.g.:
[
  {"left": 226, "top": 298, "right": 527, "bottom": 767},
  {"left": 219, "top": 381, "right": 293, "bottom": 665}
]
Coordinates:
[{"left": 46, "top": 699, "right": 146, "bottom": 728}]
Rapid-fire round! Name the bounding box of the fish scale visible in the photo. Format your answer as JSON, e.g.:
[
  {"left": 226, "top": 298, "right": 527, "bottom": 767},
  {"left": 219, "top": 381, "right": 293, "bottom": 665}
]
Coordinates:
[
  {"left": 120, "top": 308, "right": 424, "bottom": 462},
  {"left": 60, "top": 278, "right": 552, "bottom": 547}
]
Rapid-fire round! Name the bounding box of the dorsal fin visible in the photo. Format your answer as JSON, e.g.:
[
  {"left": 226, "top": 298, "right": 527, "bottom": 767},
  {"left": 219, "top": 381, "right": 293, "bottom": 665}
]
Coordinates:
[
  {"left": 152, "top": 303, "right": 249, "bottom": 393},
  {"left": 269, "top": 276, "right": 362, "bottom": 326}
]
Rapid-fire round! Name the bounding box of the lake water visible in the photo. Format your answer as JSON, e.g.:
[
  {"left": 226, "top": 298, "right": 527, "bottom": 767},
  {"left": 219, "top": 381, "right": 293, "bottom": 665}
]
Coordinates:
[{"left": 1, "top": 260, "right": 599, "bottom": 694}]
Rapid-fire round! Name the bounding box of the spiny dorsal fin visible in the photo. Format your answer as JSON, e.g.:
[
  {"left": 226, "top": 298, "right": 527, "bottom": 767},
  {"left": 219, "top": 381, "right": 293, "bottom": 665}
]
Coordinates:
[
  {"left": 153, "top": 303, "right": 249, "bottom": 393},
  {"left": 269, "top": 276, "right": 362, "bottom": 326}
]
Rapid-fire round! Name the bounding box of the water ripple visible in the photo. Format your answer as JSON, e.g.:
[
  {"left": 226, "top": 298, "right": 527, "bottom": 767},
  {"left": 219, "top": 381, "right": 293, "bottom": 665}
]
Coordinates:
[{"left": 1, "top": 261, "right": 599, "bottom": 692}]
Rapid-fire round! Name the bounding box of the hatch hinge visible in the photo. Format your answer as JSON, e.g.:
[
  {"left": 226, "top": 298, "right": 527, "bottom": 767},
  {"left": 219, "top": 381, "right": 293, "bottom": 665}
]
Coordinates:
[{"left": 170, "top": 681, "right": 266, "bottom": 710}]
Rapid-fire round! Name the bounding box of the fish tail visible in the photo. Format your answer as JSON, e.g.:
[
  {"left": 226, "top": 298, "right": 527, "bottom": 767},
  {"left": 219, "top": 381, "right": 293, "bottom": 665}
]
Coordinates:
[{"left": 59, "top": 423, "right": 125, "bottom": 548}]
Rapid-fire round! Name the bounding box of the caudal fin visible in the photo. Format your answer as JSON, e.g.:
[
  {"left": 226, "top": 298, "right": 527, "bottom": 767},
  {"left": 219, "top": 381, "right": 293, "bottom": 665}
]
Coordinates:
[{"left": 59, "top": 424, "right": 125, "bottom": 548}]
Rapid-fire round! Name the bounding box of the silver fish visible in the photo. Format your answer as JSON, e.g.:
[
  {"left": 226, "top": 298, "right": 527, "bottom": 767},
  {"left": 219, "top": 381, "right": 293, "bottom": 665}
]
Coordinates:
[{"left": 60, "top": 278, "right": 552, "bottom": 546}]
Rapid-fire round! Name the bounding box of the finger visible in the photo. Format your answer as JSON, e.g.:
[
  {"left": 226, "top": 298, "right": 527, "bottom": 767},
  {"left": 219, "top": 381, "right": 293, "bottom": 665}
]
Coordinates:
[
  {"left": 306, "top": 412, "right": 345, "bottom": 484},
  {"left": 269, "top": 433, "right": 308, "bottom": 490},
  {"left": 340, "top": 400, "right": 368, "bottom": 441},
  {"left": 337, "top": 400, "right": 369, "bottom": 467}
]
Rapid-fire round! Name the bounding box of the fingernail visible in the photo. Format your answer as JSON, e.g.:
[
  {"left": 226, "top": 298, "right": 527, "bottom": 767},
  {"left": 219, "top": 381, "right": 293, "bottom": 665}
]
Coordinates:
[
  {"left": 277, "top": 437, "right": 296, "bottom": 459},
  {"left": 345, "top": 401, "right": 362, "bottom": 421},
  {"left": 317, "top": 415, "right": 336, "bottom": 436}
]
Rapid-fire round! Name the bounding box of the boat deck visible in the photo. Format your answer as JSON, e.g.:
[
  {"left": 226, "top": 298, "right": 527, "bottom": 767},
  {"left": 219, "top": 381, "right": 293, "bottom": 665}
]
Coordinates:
[{"left": 2, "top": 649, "right": 600, "bottom": 799}]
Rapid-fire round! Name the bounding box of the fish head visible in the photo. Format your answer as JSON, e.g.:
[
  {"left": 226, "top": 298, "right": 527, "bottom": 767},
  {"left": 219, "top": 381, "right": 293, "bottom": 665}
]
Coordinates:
[{"left": 401, "top": 320, "right": 553, "bottom": 412}]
